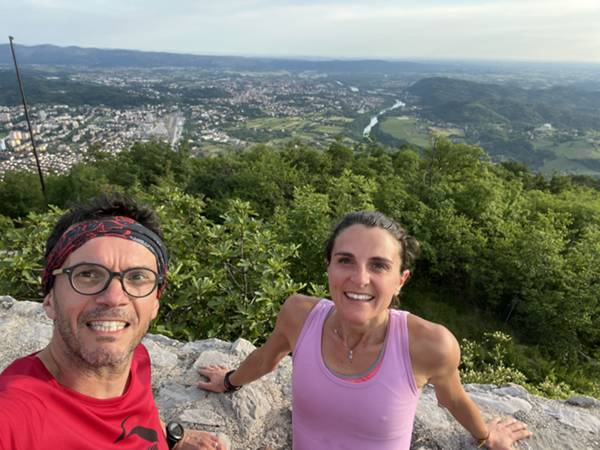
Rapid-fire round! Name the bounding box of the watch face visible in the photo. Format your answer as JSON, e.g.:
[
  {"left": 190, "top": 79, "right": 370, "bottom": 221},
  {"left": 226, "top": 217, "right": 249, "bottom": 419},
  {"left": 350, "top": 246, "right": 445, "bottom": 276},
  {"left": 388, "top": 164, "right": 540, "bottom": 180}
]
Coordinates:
[{"left": 167, "top": 421, "right": 184, "bottom": 440}]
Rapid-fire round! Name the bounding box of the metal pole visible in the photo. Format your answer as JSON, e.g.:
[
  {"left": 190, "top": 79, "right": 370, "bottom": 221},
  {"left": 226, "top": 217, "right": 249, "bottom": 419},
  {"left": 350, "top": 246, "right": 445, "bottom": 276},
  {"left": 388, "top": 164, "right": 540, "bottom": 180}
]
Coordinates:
[{"left": 8, "top": 36, "right": 48, "bottom": 206}]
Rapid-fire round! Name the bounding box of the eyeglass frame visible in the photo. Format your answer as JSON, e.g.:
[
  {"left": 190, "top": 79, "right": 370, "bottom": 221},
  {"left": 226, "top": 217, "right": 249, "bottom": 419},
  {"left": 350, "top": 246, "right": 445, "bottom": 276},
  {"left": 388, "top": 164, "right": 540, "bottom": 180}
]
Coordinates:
[{"left": 51, "top": 262, "right": 164, "bottom": 298}]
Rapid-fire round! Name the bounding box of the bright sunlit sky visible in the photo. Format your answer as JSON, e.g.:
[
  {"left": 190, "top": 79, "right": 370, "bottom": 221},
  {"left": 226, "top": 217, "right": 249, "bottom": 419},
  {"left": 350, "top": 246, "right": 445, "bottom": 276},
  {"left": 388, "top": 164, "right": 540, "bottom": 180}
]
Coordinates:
[{"left": 3, "top": 0, "right": 600, "bottom": 63}]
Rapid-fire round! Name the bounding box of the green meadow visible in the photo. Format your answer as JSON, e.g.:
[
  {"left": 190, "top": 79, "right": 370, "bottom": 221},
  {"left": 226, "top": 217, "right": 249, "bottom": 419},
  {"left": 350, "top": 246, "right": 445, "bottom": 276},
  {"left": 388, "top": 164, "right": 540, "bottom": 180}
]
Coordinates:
[
  {"left": 533, "top": 131, "right": 600, "bottom": 174},
  {"left": 378, "top": 116, "right": 432, "bottom": 148}
]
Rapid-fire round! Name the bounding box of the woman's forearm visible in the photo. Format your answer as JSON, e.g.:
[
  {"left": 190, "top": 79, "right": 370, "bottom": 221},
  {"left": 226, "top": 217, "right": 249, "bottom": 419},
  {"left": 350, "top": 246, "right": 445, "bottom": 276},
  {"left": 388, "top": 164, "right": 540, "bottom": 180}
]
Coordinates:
[
  {"left": 228, "top": 346, "right": 284, "bottom": 387},
  {"left": 444, "top": 392, "right": 489, "bottom": 441}
]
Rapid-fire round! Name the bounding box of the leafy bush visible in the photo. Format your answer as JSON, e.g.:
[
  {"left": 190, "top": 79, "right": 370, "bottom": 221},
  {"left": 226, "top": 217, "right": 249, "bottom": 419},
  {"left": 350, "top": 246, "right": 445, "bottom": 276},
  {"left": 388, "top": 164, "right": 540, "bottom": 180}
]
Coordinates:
[
  {"left": 460, "top": 332, "right": 528, "bottom": 387},
  {"left": 271, "top": 185, "right": 332, "bottom": 288},
  {"left": 1, "top": 139, "right": 600, "bottom": 398},
  {"left": 460, "top": 331, "right": 578, "bottom": 399},
  {"left": 0, "top": 207, "right": 62, "bottom": 300},
  {"left": 138, "top": 185, "right": 304, "bottom": 342}
]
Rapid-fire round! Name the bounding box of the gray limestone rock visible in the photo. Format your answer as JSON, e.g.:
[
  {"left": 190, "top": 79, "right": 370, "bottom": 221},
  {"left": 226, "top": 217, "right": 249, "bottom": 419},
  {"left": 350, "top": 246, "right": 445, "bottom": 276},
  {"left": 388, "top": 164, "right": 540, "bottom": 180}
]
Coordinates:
[
  {"left": 1, "top": 296, "right": 599, "bottom": 449},
  {"left": 567, "top": 396, "right": 600, "bottom": 409}
]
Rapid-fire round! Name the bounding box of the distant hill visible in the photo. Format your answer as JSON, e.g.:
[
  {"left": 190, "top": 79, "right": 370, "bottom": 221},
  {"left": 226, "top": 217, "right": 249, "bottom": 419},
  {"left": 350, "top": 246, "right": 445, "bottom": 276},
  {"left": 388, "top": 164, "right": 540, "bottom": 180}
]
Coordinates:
[
  {"left": 0, "top": 43, "right": 442, "bottom": 74},
  {"left": 409, "top": 77, "right": 600, "bottom": 129},
  {"left": 404, "top": 77, "right": 600, "bottom": 171},
  {"left": 0, "top": 69, "right": 158, "bottom": 107}
]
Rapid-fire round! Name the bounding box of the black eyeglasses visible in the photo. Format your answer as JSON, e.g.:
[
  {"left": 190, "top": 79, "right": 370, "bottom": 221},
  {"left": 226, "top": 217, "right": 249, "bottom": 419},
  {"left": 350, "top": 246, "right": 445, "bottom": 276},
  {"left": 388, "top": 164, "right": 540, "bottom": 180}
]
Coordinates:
[{"left": 52, "top": 263, "right": 163, "bottom": 298}]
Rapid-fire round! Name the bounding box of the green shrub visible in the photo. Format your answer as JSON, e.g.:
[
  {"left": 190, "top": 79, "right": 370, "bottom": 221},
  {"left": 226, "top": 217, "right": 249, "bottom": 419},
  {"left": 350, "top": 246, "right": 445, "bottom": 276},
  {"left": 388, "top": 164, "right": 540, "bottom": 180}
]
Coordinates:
[
  {"left": 460, "top": 331, "right": 578, "bottom": 399},
  {"left": 460, "top": 332, "right": 528, "bottom": 386},
  {"left": 0, "top": 207, "right": 62, "bottom": 300},
  {"left": 140, "top": 185, "right": 304, "bottom": 343}
]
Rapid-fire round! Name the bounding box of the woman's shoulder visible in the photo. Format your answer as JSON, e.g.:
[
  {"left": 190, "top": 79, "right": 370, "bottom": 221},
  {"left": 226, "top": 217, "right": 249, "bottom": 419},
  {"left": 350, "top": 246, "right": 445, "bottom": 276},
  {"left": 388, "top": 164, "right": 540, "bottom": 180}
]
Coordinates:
[
  {"left": 406, "top": 313, "right": 453, "bottom": 339},
  {"left": 277, "top": 294, "right": 323, "bottom": 350},
  {"left": 406, "top": 313, "right": 460, "bottom": 376},
  {"left": 280, "top": 294, "right": 322, "bottom": 321}
]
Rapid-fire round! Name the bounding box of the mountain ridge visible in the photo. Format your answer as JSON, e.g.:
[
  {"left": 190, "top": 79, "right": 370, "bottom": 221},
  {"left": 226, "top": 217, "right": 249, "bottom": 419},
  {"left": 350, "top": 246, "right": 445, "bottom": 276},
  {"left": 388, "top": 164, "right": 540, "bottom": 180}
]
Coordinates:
[{"left": 0, "top": 43, "right": 441, "bottom": 73}]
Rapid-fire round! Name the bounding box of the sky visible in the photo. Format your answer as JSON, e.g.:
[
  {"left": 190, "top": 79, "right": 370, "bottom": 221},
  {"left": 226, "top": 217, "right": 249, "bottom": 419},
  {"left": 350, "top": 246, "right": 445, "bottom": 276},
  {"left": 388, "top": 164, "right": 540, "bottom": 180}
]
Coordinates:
[{"left": 3, "top": 0, "right": 600, "bottom": 63}]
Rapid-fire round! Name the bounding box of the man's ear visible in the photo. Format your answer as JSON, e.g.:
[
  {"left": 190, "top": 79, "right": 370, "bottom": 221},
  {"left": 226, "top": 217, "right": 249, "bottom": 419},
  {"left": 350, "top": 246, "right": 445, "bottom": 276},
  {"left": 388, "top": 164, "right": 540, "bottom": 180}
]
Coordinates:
[
  {"left": 150, "top": 295, "right": 159, "bottom": 321},
  {"left": 43, "top": 291, "right": 57, "bottom": 320}
]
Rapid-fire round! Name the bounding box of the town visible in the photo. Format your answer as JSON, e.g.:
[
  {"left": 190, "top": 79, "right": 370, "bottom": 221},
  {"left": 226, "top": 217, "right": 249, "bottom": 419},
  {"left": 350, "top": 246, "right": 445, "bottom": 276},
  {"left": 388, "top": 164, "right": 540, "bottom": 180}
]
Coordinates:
[
  {"left": 2, "top": 61, "right": 599, "bottom": 178},
  {"left": 0, "top": 68, "right": 399, "bottom": 176}
]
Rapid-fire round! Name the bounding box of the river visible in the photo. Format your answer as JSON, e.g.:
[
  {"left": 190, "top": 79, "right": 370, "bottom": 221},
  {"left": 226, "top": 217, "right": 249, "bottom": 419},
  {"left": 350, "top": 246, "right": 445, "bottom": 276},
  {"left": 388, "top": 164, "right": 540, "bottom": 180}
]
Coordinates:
[{"left": 363, "top": 100, "right": 405, "bottom": 137}]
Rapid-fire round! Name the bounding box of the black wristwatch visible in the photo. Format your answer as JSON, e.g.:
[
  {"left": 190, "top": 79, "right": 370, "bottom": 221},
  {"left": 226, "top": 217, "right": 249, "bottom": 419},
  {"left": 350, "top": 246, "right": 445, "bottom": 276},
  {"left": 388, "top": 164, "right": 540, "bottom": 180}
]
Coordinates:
[
  {"left": 224, "top": 369, "right": 242, "bottom": 392},
  {"left": 166, "top": 421, "right": 184, "bottom": 450}
]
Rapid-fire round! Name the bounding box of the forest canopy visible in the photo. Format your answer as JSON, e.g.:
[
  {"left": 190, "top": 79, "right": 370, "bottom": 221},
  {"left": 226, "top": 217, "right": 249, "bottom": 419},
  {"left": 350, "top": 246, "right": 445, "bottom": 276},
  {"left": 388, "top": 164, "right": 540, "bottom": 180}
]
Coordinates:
[{"left": 1, "top": 138, "right": 599, "bottom": 398}]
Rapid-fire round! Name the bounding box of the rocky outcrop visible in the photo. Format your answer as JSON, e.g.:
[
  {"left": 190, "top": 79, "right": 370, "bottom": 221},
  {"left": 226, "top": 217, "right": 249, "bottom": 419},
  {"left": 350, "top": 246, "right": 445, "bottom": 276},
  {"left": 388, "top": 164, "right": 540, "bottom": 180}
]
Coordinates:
[{"left": 1, "top": 296, "right": 599, "bottom": 449}]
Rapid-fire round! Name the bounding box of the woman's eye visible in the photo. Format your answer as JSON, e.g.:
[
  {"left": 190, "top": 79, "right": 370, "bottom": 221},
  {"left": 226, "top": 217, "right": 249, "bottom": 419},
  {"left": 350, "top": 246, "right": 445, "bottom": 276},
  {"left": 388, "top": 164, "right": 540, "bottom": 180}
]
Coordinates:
[{"left": 370, "top": 262, "right": 390, "bottom": 272}]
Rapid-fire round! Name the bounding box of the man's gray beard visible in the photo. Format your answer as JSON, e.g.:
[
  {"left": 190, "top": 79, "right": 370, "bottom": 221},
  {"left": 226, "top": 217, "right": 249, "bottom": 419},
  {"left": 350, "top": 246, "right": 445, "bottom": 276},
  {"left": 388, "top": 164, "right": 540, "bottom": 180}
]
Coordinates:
[{"left": 54, "top": 305, "right": 147, "bottom": 372}]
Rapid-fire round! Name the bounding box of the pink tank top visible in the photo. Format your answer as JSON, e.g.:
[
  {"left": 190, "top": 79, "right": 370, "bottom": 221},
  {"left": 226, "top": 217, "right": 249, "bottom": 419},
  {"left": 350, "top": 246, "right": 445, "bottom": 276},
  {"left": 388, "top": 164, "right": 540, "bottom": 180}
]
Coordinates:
[{"left": 292, "top": 299, "right": 421, "bottom": 450}]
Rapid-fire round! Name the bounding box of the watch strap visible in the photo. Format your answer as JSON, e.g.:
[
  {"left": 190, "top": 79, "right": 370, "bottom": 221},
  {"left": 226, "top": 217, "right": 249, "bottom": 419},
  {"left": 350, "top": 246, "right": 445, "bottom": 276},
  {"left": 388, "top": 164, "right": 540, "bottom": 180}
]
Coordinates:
[{"left": 166, "top": 421, "right": 184, "bottom": 450}]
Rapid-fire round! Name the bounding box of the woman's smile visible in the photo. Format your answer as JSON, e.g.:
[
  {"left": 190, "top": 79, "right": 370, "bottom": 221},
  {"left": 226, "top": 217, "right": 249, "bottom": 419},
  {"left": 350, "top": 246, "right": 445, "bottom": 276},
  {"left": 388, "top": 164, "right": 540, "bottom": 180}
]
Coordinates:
[{"left": 344, "top": 291, "right": 375, "bottom": 302}]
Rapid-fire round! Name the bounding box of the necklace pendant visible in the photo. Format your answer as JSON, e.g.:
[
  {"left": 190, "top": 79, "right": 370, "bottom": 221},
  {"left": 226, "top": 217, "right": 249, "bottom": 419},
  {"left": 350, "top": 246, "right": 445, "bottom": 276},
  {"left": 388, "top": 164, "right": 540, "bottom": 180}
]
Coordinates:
[{"left": 348, "top": 350, "right": 353, "bottom": 361}]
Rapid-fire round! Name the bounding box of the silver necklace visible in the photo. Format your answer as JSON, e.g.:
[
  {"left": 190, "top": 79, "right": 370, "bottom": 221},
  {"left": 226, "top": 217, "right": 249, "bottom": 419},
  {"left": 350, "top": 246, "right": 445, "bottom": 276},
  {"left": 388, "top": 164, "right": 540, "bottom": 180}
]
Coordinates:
[
  {"left": 332, "top": 313, "right": 390, "bottom": 363},
  {"left": 333, "top": 328, "right": 358, "bottom": 362}
]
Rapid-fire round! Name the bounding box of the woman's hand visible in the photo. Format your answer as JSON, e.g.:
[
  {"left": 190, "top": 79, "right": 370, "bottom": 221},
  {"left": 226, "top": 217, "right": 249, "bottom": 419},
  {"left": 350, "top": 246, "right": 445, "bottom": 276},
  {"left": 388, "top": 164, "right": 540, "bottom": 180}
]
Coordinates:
[
  {"left": 483, "top": 417, "right": 532, "bottom": 449},
  {"left": 197, "top": 364, "right": 229, "bottom": 393}
]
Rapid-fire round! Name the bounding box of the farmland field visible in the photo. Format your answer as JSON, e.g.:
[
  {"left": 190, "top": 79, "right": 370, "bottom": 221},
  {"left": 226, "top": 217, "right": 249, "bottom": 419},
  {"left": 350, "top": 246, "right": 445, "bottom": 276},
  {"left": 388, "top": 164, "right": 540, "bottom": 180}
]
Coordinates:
[
  {"left": 539, "top": 156, "right": 599, "bottom": 176},
  {"left": 533, "top": 134, "right": 600, "bottom": 159},
  {"left": 228, "top": 113, "right": 355, "bottom": 147},
  {"left": 378, "top": 116, "right": 431, "bottom": 148}
]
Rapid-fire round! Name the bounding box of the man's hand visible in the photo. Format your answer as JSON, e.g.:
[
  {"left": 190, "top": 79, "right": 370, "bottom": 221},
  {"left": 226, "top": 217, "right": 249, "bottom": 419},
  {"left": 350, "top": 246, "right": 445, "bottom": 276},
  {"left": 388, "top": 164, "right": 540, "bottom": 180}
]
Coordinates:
[
  {"left": 197, "top": 364, "right": 229, "bottom": 393},
  {"left": 484, "top": 417, "right": 532, "bottom": 450},
  {"left": 175, "top": 429, "right": 227, "bottom": 450}
]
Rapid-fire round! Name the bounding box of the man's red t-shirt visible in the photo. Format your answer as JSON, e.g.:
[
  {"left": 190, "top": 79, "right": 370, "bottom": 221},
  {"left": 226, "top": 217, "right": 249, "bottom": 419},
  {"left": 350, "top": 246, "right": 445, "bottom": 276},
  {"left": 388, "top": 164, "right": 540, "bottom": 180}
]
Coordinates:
[{"left": 0, "top": 344, "right": 168, "bottom": 450}]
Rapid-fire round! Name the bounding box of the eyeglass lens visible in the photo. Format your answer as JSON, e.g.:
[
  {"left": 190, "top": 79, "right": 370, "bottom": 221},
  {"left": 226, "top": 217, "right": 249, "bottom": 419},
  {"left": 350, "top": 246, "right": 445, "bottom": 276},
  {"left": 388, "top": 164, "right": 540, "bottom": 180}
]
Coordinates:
[{"left": 69, "top": 264, "right": 158, "bottom": 297}]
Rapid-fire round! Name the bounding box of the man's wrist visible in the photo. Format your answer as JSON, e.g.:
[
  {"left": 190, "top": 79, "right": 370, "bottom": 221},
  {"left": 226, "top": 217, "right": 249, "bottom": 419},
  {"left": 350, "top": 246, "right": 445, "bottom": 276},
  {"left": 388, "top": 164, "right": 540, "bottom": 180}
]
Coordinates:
[{"left": 166, "top": 421, "right": 185, "bottom": 449}]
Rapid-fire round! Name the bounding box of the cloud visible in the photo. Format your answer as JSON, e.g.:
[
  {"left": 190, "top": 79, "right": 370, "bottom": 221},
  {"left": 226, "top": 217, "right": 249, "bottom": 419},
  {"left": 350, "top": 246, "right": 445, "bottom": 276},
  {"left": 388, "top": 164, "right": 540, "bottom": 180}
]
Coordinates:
[{"left": 2, "top": 0, "right": 599, "bottom": 62}]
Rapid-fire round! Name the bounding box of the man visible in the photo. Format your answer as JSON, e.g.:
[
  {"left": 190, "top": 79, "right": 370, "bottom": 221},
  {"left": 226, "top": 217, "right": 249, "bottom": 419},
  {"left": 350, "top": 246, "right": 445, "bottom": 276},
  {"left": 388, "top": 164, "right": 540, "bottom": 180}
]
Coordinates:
[{"left": 0, "top": 194, "right": 225, "bottom": 450}]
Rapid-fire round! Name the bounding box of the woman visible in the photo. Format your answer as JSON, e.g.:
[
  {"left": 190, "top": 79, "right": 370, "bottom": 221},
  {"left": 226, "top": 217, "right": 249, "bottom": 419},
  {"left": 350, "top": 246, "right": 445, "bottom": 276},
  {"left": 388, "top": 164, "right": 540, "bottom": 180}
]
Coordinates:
[{"left": 198, "top": 211, "right": 531, "bottom": 449}]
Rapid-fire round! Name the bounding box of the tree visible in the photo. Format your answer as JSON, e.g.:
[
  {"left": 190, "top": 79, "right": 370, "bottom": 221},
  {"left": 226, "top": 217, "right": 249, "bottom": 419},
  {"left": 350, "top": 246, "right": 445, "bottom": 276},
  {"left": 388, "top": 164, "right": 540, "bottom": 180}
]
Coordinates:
[
  {"left": 46, "top": 165, "right": 111, "bottom": 208},
  {"left": 272, "top": 185, "right": 332, "bottom": 288},
  {"left": 136, "top": 185, "right": 304, "bottom": 343},
  {"left": 325, "top": 141, "right": 354, "bottom": 176},
  {"left": 326, "top": 168, "right": 376, "bottom": 219},
  {"left": 0, "top": 171, "right": 45, "bottom": 218}
]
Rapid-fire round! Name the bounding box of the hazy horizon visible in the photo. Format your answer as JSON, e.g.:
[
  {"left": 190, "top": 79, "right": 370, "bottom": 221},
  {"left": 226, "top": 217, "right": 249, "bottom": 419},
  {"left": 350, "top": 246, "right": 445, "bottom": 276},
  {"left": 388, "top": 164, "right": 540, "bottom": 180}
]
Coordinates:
[
  {"left": 6, "top": 42, "right": 600, "bottom": 69},
  {"left": 3, "top": 1, "right": 599, "bottom": 65}
]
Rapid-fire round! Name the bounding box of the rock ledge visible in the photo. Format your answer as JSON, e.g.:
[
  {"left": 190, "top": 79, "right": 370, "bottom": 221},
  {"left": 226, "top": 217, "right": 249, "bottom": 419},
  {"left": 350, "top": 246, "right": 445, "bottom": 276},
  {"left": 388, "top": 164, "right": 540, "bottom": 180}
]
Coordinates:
[{"left": 1, "top": 296, "right": 598, "bottom": 449}]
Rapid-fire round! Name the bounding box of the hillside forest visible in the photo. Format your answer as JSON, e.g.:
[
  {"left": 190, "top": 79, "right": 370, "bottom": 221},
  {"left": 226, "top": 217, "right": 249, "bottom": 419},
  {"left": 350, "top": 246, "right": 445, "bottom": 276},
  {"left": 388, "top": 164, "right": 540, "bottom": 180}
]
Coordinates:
[{"left": 0, "top": 139, "right": 599, "bottom": 399}]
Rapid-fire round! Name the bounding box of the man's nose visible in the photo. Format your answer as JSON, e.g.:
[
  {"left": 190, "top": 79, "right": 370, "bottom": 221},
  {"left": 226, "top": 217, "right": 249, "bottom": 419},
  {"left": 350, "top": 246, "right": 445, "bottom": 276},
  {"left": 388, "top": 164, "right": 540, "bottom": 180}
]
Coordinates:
[{"left": 96, "top": 275, "right": 129, "bottom": 306}]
